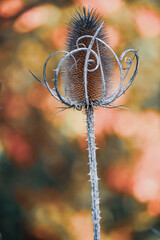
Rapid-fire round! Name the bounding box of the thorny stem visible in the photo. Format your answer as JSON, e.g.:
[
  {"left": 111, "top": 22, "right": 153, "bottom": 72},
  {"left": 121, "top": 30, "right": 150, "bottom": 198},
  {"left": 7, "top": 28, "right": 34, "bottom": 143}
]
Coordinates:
[{"left": 86, "top": 106, "right": 101, "bottom": 240}]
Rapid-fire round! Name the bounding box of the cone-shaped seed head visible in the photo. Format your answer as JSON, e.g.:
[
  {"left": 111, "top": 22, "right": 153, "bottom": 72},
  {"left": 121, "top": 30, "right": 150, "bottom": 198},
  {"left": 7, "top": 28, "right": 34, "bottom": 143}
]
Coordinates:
[{"left": 64, "top": 8, "right": 112, "bottom": 104}]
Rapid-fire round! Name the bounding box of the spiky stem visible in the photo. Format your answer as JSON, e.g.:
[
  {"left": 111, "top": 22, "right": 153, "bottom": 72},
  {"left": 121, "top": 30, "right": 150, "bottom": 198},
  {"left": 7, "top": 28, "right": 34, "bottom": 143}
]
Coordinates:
[{"left": 86, "top": 106, "right": 101, "bottom": 240}]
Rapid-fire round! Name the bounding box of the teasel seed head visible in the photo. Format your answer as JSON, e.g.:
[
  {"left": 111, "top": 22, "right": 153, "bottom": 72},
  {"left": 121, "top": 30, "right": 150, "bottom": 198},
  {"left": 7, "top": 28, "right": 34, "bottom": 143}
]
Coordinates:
[
  {"left": 30, "top": 7, "right": 139, "bottom": 111},
  {"left": 65, "top": 8, "right": 112, "bottom": 104}
]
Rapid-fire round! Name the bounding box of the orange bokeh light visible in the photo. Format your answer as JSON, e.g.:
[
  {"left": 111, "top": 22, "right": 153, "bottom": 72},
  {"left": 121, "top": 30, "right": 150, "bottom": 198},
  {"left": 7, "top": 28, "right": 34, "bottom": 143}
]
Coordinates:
[
  {"left": 0, "top": 0, "right": 23, "bottom": 18},
  {"left": 103, "top": 163, "right": 133, "bottom": 194},
  {"left": 111, "top": 226, "right": 132, "bottom": 240},
  {"left": 5, "top": 95, "right": 30, "bottom": 119},
  {"left": 108, "top": 26, "right": 121, "bottom": 49},
  {"left": 51, "top": 26, "right": 66, "bottom": 49},
  {"left": 74, "top": 0, "right": 124, "bottom": 16},
  {"left": 134, "top": 8, "right": 160, "bottom": 38},
  {"left": 2, "top": 127, "right": 34, "bottom": 168},
  {"left": 147, "top": 200, "right": 160, "bottom": 216},
  {"left": 13, "top": 5, "right": 50, "bottom": 33},
  {"left": 70, "top": 211, "right": 93, "bottom": 240},
  {"left": 27, "top": 85, "right": 48, "bottom": 110},
  {"left": 132, "top": 144, "right": 160, "bottom": 203}
]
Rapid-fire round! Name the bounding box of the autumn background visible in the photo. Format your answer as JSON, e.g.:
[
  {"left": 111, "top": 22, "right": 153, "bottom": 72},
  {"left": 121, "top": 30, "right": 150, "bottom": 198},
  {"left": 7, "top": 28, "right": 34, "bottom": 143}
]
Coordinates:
[{"left": 0, "top": 0, "right": 160, "bottom": 239}]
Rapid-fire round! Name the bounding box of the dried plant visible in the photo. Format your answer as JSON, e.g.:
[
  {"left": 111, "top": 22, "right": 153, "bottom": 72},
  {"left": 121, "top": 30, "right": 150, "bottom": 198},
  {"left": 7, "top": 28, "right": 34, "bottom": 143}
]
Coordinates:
[{"left": 30, "top": 8, "right": 139, "bottom": 240}]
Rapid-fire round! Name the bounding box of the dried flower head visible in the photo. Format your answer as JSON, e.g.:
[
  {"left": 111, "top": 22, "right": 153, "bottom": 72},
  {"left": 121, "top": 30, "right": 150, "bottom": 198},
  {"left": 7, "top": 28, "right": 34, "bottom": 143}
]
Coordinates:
[
  {"left": 30, "top": 7, "right": 139, "bottom": 111},
  {"left": 65, "top": 8, "right": 112, "bottom": 104}
]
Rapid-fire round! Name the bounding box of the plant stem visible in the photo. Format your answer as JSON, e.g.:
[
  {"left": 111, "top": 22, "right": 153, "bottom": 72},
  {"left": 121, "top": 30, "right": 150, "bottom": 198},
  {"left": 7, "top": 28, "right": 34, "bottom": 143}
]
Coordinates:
[{"left": 86, "top": 106, "right": 101, "bottom": 240}]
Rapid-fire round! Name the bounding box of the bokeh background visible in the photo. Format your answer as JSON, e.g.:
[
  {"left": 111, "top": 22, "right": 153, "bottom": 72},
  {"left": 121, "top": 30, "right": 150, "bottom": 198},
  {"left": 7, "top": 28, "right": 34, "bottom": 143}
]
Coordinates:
[{"left": 0, "top": 0, "right": 160, "bottom": 239}]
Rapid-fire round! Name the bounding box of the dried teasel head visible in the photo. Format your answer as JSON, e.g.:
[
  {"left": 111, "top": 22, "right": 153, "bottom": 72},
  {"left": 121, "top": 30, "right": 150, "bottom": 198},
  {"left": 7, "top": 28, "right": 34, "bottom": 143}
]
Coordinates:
[
  {"left": 65, "top": 8, "right": 112, "bottom": 104},
  {"left": 30, "top": 7, "right": 139, "bottom": 111}
]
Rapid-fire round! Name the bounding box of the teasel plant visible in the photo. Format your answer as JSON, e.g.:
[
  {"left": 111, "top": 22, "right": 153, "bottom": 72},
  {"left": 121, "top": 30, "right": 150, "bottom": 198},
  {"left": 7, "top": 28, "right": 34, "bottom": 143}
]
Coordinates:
[{"left": 30, "top": 7, "right": 139, "bottom": 240}]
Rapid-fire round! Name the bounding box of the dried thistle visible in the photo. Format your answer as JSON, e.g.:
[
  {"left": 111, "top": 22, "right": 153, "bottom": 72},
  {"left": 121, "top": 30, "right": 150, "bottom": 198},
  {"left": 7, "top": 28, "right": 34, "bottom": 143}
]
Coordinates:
[{"left": 30, "top": 7, "right": 139, "bottom": 240}]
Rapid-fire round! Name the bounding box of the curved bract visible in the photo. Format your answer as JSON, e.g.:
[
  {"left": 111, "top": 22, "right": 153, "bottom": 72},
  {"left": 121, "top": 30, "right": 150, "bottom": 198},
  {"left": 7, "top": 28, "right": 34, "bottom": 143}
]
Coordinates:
[{"left": 30, "top": 17, "right": 139, "bottom": 111}]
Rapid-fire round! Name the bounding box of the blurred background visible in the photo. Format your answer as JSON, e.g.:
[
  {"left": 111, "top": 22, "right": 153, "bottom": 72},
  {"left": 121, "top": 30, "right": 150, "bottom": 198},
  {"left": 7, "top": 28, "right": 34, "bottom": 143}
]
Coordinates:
[{"left": 0, "top": 0, "right": 160, "bottom": 239}]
